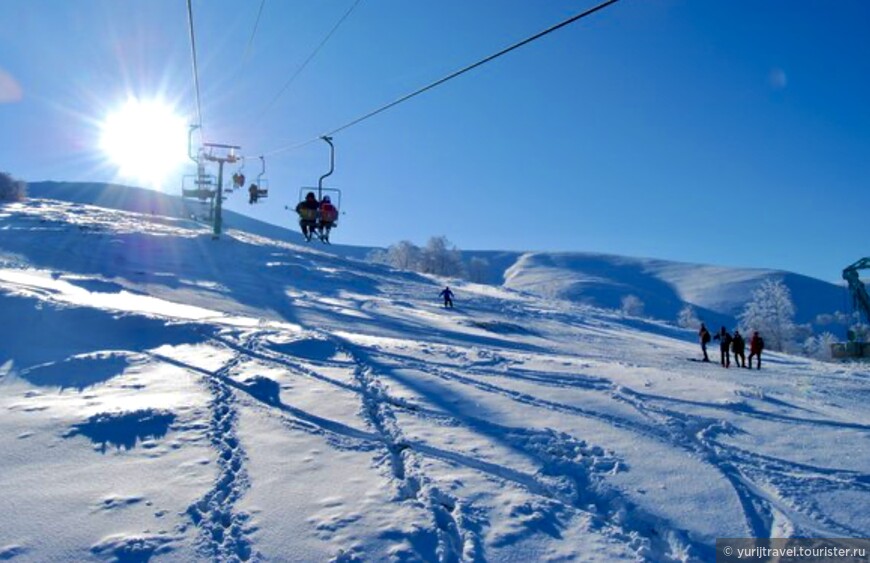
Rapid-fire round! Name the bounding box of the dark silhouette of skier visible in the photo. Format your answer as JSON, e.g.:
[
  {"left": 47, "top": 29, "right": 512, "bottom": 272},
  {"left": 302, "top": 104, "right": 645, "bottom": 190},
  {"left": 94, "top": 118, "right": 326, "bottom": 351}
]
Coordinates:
[
  {"left": 295, "top": 192, "right": 319, "bottom": 241},
  {"left": 732, "top": 330, "right": 746, "bottom": 368},
  {"left": 439, "top": 286, "right": 454, "bottom": 308},
  {"left": 699, "top": 323, "right": 711, "bottom": 362},
  {"left": 713, "top": 326, "right": 732, "bottom": 367}
]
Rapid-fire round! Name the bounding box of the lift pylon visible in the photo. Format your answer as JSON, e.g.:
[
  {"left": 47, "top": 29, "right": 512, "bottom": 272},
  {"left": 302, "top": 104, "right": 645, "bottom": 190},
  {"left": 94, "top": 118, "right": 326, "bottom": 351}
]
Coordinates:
[{"left": 202, "top": 143, "right": 241, "bottom": 238}]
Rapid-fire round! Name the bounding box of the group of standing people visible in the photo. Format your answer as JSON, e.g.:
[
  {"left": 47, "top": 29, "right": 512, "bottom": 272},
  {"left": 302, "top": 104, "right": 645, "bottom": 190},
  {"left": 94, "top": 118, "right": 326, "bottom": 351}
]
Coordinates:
[
  {"left": 295, "top": 191, "right": 338, "bottom": 242},
  {"left": 699, "top": 323, "right": 764, "bottom": 369}
]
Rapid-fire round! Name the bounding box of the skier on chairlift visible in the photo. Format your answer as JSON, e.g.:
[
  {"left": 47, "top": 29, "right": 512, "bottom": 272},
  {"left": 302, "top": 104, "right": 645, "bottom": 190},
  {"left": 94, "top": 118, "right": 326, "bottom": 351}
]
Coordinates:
[
  {"left": 248, "top": 183, "right": 260, "bottom": 204},
  {"left": 295, "top": 191, "right": 319, "bottom": 241},
  {"left": 317, "top": 195, "right": 338, "bottom": 241}
]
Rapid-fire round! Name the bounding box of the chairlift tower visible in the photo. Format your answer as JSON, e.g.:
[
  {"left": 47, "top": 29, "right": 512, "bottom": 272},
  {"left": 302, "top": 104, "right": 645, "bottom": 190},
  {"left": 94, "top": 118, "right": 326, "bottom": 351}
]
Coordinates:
[
  {"left": 201, "top": 143, "right": 241, "bottom": 238},
  {"left": 181, "top": 125, "right": 219, "bottom": 220}
]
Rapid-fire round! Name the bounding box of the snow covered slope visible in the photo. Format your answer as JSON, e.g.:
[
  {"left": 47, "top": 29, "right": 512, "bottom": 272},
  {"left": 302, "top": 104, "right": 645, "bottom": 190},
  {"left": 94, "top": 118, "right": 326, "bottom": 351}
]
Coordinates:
[
  {"left": 25, "top": 181, "right": 374, "bottom": 262},
  {"left": 1, "top": 194, "right": 868, "bottom": 562},
  {"left": 28, "top": 182, "right": 849, "bottom": 332}
]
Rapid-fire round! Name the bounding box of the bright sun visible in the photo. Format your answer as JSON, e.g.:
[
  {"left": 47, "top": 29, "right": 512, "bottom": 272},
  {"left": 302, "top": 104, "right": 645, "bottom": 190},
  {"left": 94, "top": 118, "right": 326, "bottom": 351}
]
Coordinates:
[{"left": 100, "top": 98, "right": 188, "bottom": 187}]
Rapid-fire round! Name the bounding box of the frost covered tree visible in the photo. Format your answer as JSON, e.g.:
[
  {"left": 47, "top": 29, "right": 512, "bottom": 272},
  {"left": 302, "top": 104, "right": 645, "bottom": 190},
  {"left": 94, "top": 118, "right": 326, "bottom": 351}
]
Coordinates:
[
  {"left": 848, "top": 322, "right": 870, "bottom": 342},
  {"left": 365, "top": 248, "right": 388, "bottom": 265},
  {"left": 466, "top": 256, "right": 490, "bottom": 284},
  {"left": 738, "top": 279, "right": 797, "bottom": 352},
  {"left": 420, "top": 236, "right": 464, "bottom": 277},
  {"left": 0, "top": 171, "right": 26, "bottom": 202},
  {"left": 368, "top": 236, "right": 465, "bottom": 277},
  {"left": 387, "top": 240, "right": 421, "bottom": 271},
  {"left": 803, "top": 332, "right": 838, "bottom": 360},
  {"left": 369, "top": 237, "right": 464, "bottom": 277},
  {"left": 621, "top": 294, "right": 645, "bottom": 317},
  {"left": 367, "top": 241, "right": 421, "bottom": 271},
  {"left": 676, "top": 304, "right": 700, "bottom": 328},
  {"left": 814, "top": 310, "right": 855, "bottom": 327}
]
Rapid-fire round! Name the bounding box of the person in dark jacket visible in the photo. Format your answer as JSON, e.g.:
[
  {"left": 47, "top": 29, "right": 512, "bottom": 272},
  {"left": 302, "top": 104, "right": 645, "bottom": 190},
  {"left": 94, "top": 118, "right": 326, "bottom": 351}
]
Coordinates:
[
  {"left": 713, "top": 326, "right": 732, "bottom": 367},
  {"left": 748, "top": 331, "right": 764, "bottom": 370},
  {"left": 295, "top": 192, "right": 319, "bottom": 241},
  {"left": 699, "top": 323, "right": 711, "bottom": 362},
  {"left": 439, "top": 286, "right": 454, "bottom": 308},
  {"left": 248, "top": 183, "right": 260, "bottom": 204},
  {"left": 731, "top": 330, "right": 746, "bottom": 368}
]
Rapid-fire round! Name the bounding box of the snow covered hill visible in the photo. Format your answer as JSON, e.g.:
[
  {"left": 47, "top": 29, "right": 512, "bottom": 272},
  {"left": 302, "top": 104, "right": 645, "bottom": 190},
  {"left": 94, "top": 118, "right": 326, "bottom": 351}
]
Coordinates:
[
  {"left": 27, "top": 182, "right": 851, "bottom": 334},
  {"left": 502, "top": 252, "right": 847, "bottom": 331},
  {"left": 1, "top": 192, "right": 868, "bottom": 562}
]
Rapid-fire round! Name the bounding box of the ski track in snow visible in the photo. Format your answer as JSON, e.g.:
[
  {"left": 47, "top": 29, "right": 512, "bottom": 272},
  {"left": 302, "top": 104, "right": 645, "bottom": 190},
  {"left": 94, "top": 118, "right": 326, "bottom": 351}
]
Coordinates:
[
  {"left": 176, "top": 344, "right": 259, "bottom": 562},
  {"left": 157, "top": 323, "right": 870, "bottom": 562},
  {"left": 208, "top": 329, "right": 484, "bottom": 562},
  {"left": 389, "top": 346, "right": 870, "bottom": 555},
  {"left": 205, "top": 328, "right": 687, "bottom": 560},
  {"left": 344, "top": 343, "right": 484, "bottom": 563},
  {"left": 612, "top": 387, "right": 870, "bottom": 539},
  {"left": 349, "top": 347, "right": 700, "bottom": 560}
]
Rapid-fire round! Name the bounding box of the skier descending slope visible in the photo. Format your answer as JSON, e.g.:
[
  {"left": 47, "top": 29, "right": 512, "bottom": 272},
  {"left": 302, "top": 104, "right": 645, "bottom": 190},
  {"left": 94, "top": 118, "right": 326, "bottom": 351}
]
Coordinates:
[{"left": 439, "top": 286, "right": 454, "bottom": 308}]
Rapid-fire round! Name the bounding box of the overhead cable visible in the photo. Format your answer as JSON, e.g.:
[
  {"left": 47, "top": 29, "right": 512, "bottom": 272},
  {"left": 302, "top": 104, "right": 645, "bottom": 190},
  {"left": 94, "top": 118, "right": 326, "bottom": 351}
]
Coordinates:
[
  {"left": 262, "top": 0, "right": 620, "bottom": 157},
  {"left": 186, "top": 0, "right": 205, "bottom": 142},
  {"left": 259, "top": 0, "right": 364, "bottom": 121},
  {"left": 242, "top": 0, "right": 268, "bottom": 66}
]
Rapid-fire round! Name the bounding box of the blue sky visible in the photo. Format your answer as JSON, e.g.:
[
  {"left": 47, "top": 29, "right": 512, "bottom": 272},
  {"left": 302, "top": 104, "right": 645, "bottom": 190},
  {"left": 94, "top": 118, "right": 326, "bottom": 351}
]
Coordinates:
[{"left": 1, "top": 0, "right": 868, "bottom": 283}]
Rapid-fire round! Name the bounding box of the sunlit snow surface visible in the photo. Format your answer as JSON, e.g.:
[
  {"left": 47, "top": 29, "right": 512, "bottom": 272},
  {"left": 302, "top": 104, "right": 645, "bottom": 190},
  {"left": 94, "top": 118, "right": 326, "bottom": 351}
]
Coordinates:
[{"left": 1, "top": 198, "right": 868, "bottom": 562}]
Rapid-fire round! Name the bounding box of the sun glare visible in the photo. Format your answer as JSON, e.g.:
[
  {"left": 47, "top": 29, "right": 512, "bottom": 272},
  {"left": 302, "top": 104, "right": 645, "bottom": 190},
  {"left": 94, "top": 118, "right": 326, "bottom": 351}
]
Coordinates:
[{"left": 100, "top": 98, "right": 188, "bottom": 188}]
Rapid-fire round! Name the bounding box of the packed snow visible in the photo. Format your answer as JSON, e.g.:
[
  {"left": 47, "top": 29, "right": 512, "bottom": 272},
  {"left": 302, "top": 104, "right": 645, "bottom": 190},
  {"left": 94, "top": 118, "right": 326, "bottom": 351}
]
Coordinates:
[{"left": 1, "top": 192, "right": 868, "bottom": 562}]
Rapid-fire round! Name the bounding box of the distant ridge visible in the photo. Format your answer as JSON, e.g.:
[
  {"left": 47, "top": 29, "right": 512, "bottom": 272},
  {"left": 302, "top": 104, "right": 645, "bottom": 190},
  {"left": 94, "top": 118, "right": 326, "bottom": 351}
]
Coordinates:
[{"left": 502, "top": 251, "right": 847, "bottom": 330}]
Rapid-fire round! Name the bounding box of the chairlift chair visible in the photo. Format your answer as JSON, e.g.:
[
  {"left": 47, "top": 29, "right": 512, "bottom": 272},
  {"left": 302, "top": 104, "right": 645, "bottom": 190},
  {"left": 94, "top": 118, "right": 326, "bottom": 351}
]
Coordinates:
[
  {"left": 246, "top": 156, "right": 269, "bottom": 204},
  {"left": 181, "top": 141, "right": 221, "bottom": 201},
  {"left": 293, "top": 137, "right": 342, "bottom": 243},
  {"left": 295, "top": 187, "right": 341, "bottom": 243},
  {"left": 229, "top": 159, "right": 246, "bottom": 193},
  {"left": 254, "top": 156, "right": 269, "bottom": 200},
  {"left": 255, "top": 178, "right": 269, "bottom": 200},
  {"left": 181, "top": 173, "right": 217, "bottom": 201},
  {"left": 202, "top": 143, "right": 241, "bottom": 164}
]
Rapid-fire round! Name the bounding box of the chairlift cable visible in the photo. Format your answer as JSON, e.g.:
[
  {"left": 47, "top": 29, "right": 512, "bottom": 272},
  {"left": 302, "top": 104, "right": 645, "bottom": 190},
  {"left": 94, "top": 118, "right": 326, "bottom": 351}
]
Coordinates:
[
  {"left": 186, "top": 0, "right": 205, "bottom": 144},
  {"left": 261, "top": 0, "right": 621, "bottom": 157},
  {"left": 258, "top": 0, "right": 364, "bottom": 122},
  {"left": 241, "top": 0, "right": 268, "bottom": 66}
]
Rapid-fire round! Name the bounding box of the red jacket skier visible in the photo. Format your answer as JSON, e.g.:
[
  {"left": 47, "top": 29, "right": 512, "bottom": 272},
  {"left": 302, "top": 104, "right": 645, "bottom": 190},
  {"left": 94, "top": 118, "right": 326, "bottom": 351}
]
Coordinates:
[{"left": 748, "top": 332, "right": 764, "bottom": 370}]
